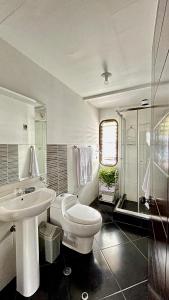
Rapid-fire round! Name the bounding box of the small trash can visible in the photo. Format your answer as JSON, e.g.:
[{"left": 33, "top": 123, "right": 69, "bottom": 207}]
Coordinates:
[{"left": 39, "top": 221, "right": 62, "bottom": 263}]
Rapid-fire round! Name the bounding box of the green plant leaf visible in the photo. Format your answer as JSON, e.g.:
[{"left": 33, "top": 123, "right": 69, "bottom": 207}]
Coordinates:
[{"left": 99, "top": 166, "right": 118, "bottom": 188}]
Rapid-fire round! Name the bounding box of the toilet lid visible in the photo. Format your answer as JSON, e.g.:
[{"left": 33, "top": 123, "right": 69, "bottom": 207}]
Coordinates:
[{"left": 65, "top": 203, "right": 101, "bottom": 225}]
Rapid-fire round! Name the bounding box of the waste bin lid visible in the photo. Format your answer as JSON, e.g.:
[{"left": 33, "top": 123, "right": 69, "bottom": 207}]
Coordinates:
[{"left": 39, "top": 221, "right": 61, "bottom": 239}]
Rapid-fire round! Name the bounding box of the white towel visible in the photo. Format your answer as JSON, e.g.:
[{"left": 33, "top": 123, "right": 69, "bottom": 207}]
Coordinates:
[
  {"left": 73, "top": 147, "right": 80, "bottom": 189},
  {"left": 29, "top": 146, "right": 40, "bottom": 177},
  {"left": 86, "top": 146, "right": 93, "bottom": 182},
  {"left": 73, "top": 146, "right": 93, "bottom": 187},
  {"left": 79, "top": 146, "right": 93, "bottom": 186},
  {"left": 142, "top": 159, "right": 150, "bottom": 199}
]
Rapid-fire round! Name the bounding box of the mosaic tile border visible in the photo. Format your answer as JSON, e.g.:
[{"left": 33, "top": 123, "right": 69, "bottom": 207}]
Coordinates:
[
  {"left": 0, "top": 144, "right": 19, "bottom": 185},
  {"left": 47, "top": 144, "right": 68, "bottom": 196}
]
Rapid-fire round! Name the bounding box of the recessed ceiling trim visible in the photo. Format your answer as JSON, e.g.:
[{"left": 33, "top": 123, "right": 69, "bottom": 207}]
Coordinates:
[
  {"left": 0, "top": 86, "right": 43, "bottom": 106},
  {"left": 83, "top": 82, "right": 151, "bottom": 101}
]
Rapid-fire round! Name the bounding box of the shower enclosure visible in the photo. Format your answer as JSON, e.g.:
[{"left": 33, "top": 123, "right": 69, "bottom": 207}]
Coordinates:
[{"left": 115, "top": 106, "right": 151, "bottom": 218}]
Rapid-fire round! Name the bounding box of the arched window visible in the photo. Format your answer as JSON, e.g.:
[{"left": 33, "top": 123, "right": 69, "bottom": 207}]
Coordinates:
[{"left": 99, "top": 119, "right": 118, "bottom": 166}]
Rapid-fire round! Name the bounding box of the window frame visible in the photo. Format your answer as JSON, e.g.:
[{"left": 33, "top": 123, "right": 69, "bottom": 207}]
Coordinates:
[{"left": 99, "top": 119, "right": 118, "bottom": 167}]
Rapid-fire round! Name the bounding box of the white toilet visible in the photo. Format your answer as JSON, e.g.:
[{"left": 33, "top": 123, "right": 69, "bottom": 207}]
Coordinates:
[{"left": 50, "top": 193, "right": 102, "bottom": 254}]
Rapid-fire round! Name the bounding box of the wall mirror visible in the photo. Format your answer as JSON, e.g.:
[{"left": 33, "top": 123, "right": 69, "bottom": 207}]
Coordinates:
[{"left": 0, "top": 87, "right": 47, "bottom": 186}]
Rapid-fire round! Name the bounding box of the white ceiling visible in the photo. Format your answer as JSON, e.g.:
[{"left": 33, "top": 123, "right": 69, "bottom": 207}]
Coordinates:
[{"left": 0, "top": 0, "right": 157, "bottom": 107}]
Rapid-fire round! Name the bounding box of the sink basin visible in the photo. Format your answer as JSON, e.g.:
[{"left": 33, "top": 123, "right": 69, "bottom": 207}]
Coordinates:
[
  {"left": 0, "top": 188, "right": 55, "bottom": 222},
  {"left": 0, "top": 187, "right": 56, "bottom": 297}
]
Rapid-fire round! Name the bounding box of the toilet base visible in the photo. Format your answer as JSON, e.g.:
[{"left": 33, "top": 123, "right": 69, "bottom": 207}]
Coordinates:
[{"left": 62, "top": 231, "right": 94, "bottom": 254}]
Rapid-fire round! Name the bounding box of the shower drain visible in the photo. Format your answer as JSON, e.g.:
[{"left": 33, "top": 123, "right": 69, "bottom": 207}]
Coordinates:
[
  {"left": 81, "top": 292, "right": 89, "bottom": 300},
  {"left": 63, "top": 267, "right": 72, "bottom": 276}
]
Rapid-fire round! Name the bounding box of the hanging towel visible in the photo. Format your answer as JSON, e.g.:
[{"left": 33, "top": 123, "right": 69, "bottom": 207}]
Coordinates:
[
  {"left": 29, "top": 146, "right": 40, "bottom": 177},
  {"left": 142, "top": 159, "right": 150, "bottom": 199},
  {"left": 73, "top": 147, "right": 80, "bottom": 189},
  {"left": 73, "top": 146, "right": 93, "bottom": 187},
  {"left": 86, "top": 146, "right": 93, "bottom": 182},
  {"left": 79, "top": 147, "right": 87, "bottom": 186},
  {"left": 79, "top": 146, "right": 93, "bottom": 186}
]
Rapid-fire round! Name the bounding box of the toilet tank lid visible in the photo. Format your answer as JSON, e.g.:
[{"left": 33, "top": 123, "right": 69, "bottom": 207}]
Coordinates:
[{"left": 51, "top": 193, "right": 77, "bottom": 208}]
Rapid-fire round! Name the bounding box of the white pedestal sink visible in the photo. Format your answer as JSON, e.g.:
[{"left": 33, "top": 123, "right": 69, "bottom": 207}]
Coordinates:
[{"left": 0, "top": 188, "right": 56, "bottom": 297}]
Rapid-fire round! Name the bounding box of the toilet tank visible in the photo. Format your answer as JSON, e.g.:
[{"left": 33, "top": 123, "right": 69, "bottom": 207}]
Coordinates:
[{"left": 50, "top": 193, "right": 77, "bottom": 226}]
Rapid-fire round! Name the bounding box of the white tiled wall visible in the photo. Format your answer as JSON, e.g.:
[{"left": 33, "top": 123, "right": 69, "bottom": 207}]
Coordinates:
[
  {"left": 0, "top": 38, "right": 100, "bottom": 290},
  {"left": 0, "top": 38, "right": 100, "bottom": 208}
]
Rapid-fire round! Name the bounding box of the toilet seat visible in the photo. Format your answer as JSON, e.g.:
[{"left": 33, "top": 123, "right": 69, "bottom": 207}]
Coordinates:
[{"left": 65, "top": 203, "right": 101, "bottom": 225}]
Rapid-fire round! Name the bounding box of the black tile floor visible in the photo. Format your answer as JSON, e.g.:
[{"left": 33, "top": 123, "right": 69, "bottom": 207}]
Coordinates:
[{"left": 0, "top": 205, "right": 149, "bottom": 300}]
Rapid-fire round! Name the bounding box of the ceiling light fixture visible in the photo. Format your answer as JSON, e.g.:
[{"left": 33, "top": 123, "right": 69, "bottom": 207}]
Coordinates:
[{"left": 101, "top": 71, "right": 112, "bottom": 85}]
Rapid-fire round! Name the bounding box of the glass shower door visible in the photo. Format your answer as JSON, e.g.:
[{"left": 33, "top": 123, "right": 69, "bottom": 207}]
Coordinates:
[
  {"left": 117, "top": 107, "right": 151, "bottom": 217},
  {"left": 120, "top": 110, "right": 138, "bottom": 212},
  {"left": 138, "top": 108, "right": 151, "bottom": 214}
]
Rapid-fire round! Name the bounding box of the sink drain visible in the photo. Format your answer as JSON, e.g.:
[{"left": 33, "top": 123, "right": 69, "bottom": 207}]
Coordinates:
[
  {"left": 63, "top": 267, "right": 72, "bottom": 276},
  {"left": 81, "top": 292, "right": 89, "bottom": 300}
]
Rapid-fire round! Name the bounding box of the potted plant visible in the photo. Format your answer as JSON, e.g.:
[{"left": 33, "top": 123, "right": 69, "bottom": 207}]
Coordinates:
[{"left": 99, "top": 166, "right": 118, "bottom": 203}]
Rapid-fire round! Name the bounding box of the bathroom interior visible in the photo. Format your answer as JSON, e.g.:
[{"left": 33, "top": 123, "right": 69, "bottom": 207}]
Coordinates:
[{"left": 0, "top": 1, "right": 169, "bottom": 299}]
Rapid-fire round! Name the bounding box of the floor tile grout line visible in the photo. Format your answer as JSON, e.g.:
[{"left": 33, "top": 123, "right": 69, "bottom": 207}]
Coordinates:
[
  {"left": 101, "top": 245, "right": 148, "bottom": 294},
  {"left": 95, "top": 222, "right": 135, "bottom": 250},
  {"left": 94, "top": 238, "right": 137, "bottom": 252},
  {"left": 122, "top": 291, "right": 127, "bottom": 300},
  {"left": 99, "top": 279, "right": 148, "bottom": 299},
  {"left": 115, "top": 223, "right": 134, "bottom": 242},
  {"left": 96, "top": 239, "right": 132, "bottom": 251},
  {"left": 100, "top": 250, "right": 121, "bottom": 288},
  {"left": 100, "top": 249, "right": 123, "bottom": 293},
  {"left": 100, "top": 225, "right": 148, "bottom": 297},
  {"left": 98, "top": 289, "right": 125, "bottom": 300},
  {"left": 117, "top": 279, "right": 148, "bottom": 299},
  {"left": 129, "top": 238, "right": 148, "bottom": 261},
  {"left": 96, "top": 236, "right": 148, "bottom": 253},
  {"left": 95, "top": 222, "right": 148, "bottom": 256},
  {"left": 119, "top": 229, "right": 148, "bottom": 261},
  {"left": 126, "top": 235, "right": 150, "bottom": 242},
  {"left": 115, "top": 223, "right": 148, "bottom": 260},
  {"left": 120, "top": 279, "right": 148, "bottom": 292}
]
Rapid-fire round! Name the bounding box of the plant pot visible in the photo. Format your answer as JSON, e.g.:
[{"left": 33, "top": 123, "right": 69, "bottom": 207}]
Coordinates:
[{"left": 99, "top": 183, "right": 115, "bottom": 203}]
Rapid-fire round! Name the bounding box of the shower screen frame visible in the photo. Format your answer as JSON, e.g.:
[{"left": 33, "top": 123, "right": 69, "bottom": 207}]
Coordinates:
[{"left": 115, "top": 106, "right": 151, "bottom": 219}]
